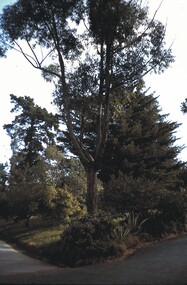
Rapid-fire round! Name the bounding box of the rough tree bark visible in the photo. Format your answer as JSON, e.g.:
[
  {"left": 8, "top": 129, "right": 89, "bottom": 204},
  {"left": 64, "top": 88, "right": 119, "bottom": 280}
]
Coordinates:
[{"left": 86, "top": 166, "right": 98, "bottom": 215}]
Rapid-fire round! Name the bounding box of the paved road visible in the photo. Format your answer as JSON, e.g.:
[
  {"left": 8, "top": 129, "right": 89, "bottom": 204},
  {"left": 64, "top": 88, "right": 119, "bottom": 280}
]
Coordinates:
[{"left": 0, "top": 235, "right": 187, "bottom": 284}]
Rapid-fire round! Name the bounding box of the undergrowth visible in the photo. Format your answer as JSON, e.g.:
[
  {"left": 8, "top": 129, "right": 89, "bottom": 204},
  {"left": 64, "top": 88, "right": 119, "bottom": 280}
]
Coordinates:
[{"left": 0, "top": 213, "right": 186, "bottom": 268}]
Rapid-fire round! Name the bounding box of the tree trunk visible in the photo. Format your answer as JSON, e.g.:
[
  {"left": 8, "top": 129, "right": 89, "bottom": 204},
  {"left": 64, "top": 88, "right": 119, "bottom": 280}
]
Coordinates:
[
  {"left": 25, "top": 215, "right": 30, "bottom": 227},
  {"left": 86, "top": 167, "right": 97, "bottom": 215}
]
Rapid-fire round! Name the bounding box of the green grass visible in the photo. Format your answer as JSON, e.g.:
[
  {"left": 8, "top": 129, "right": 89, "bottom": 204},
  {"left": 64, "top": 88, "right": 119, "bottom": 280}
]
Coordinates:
[{"left": 0, "top": 217, "right": 65, "bottom": 266}]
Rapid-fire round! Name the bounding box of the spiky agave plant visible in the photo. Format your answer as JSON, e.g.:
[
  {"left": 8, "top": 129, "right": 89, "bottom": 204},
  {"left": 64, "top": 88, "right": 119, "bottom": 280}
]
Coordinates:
[
  {"left": 123, "top": 212, "right": 148, "bottom": 235},
  {"left": 112, "top": 212, "right": 148, "bottom": 240}
]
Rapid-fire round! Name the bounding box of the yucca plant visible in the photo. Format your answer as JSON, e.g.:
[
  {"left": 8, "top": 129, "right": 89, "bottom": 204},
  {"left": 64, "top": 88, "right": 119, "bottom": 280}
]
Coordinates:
[
  {"left": 112, "top": 217, "right": 130, "bottom": 239},
  {"left": 124, "top": 212, "right": 148, "bottom": 235},
  {"left": 112, "top": 212, "right": 148, "bottom": 240}
]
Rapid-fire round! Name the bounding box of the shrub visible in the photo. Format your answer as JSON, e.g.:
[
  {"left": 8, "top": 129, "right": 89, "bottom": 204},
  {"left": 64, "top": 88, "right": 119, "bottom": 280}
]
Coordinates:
[
  {"left": 102, "top": 172, "right": 187, "bottom": 238},
  {"left": 60, "top": 214, "right": 124, "bottom": 266},
  {"left": 102, "top": 173, "right": 165, "bottom": 215},
  {"left": 40, "top": 186, "right": 85, "bottom": 224},
  {"left": 0, "top": 193, "right": 10, "bottom": 220},
  {"left": 112, "top": 212, "right": 148, "bottom": 239},
  {"left": 49, "top": 186, "right": 85, "bottom": 223},
  {"left": 142, "top": 191, "right": 187, "bottom": 237}
]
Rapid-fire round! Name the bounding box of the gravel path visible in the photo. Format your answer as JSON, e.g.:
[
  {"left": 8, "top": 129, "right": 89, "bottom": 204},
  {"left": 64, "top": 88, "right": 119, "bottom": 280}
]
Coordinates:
[{"left": 0, "top": 234, "right": 187, "bottom": 284}]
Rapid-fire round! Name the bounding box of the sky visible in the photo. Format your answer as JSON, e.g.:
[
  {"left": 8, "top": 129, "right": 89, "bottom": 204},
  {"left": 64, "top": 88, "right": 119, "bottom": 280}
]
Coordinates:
[{"left": 0, "top": 0, "right": 187, "bottom": 164}]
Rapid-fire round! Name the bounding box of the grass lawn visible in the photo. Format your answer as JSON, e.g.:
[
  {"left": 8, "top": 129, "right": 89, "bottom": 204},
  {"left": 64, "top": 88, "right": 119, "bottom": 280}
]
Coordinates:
[{"left": 0, "top": 217, "right": 66, "bottom": 266}]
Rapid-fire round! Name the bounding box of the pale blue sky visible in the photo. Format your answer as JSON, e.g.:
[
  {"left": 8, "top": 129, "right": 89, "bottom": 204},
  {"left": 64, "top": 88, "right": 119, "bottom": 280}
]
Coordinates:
[{"left": 0, "top": 0, "right": 187, "bottom": 163}]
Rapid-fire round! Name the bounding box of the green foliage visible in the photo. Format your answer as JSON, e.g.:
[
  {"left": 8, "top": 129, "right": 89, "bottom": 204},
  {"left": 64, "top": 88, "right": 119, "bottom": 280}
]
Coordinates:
[
  {"left": 99, "top": 91, "right": 184, "bottom": 187},
  {"left": 4, "top": 94, "right": 58, "bottom": 165},
  {"left": 5, "top": 158, "right": 58, "bottom": 225},
  {"left": 2, "top": 182, "right": 84, "bottom": 226},
  {"left": 60, "top": 211, "right": 149, "bottom": 267},
  {"left": 0, "top": 163, "right": 8, "bottom": 192},
  {"left": 60, "top": 214, "right": 124, "bottom": 266},
  {"left": 0, "top": 192, "right": 10, "bottom": 220},
  {"left": 48, "top": 186, "right": 85, "bottom": 223},
  {"left": 142, "top": 190, "right": 187, "bottom": 237},
  {"left": 0, "top": 217, "right": 64, "bottom": 264},
  {"left": 102, "top": 172, "right": 163, "bottom": 213},
  {"left": 3, "top": 95, "right": 60, "bottom": 219},
  {"left": 88, "top": 0, "right": 147, "bottom": 44},
  {"left": 112, "top": 213, "right": 147, "bottom": 240},
  {"left": 62, "top": 157, "right": 87, "bottom": 205},
  {"left": 102, "top": 171, "right": 187, "bottom": 237},
  {"left": 122, "top": 212, "right": 148, "bottom": 235},
  {"left": 43, "top": 145, "right": 66, "bottom": 187},
  {"left": 7, "top": 183, "right": 43, "bottom": 226}
]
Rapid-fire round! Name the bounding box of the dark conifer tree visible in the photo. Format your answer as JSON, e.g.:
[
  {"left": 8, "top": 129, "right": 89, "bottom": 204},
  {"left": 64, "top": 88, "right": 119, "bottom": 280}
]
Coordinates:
[
  {"left": 0, "top": 163, "right": 8, "bottom": 192},
  {"left": 4, "top": 94, "right": 59, "bottom": 184},
  {"left": 99, "top": 90, "right": 184, "bottom": 189}
]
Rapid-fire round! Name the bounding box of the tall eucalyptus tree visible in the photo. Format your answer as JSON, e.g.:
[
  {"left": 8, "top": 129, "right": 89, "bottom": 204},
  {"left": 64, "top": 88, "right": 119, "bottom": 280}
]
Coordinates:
[{"left": 0, "top": 0, "right": 174, "bottom": 214}]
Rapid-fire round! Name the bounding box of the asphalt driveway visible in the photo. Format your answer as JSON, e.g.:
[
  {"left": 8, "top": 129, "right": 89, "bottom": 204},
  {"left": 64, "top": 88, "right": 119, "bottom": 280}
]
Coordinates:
[{"left": 0, "top": 234, "right": 187, "bottom": 284}]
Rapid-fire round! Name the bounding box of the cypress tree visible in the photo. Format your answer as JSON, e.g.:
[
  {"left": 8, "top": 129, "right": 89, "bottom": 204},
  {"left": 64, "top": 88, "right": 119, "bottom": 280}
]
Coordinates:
[{"left": 99, "top": 90, "right": 184, "bottom": 188}]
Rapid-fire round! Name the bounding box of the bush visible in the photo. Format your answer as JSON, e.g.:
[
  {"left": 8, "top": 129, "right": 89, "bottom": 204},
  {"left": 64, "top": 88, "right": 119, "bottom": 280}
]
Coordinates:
[
  {"left": 60, "top": 214, "right": 124, "bottom": 266},
  {"left": 102, "top": 173, "right": 165, "bottom": 215},
  {"left": 142, "top": 212, "right": 185, "bottom": 237},
  {"left": 102, "top": 172, "right": 187, "bottom": 238},
  {"left": 49, "top": 186, "right": 85, "bottom": 224},
  {"left": 112, "top": 212, "right": 148, "bottom": 239},
  {"left": 142, "top": 191, "right": 187, "bottom": 237},
  {"left": 0, "top": 193, "right": 10, "bottom": 220},
  {"left": 39, "top": 186, "right": 85, "bottom": 224}
]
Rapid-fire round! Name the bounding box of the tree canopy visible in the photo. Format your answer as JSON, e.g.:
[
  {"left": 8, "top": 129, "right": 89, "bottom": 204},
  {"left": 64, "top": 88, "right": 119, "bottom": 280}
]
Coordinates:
[
  {"left": 99, "top": 90, "right": 184, "bottom": 187},
  {"left": 4, "top": 94, "right": 58, "bottom": 166}
]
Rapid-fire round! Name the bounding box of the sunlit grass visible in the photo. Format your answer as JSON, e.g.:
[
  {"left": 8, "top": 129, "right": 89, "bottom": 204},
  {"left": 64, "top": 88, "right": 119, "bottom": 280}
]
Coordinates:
[
  {"left": 0, "top": 217, "right": 65, "bottom": 265},
  {"left": 20, "top": 228, "right": 62, "bottom": 246}
]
